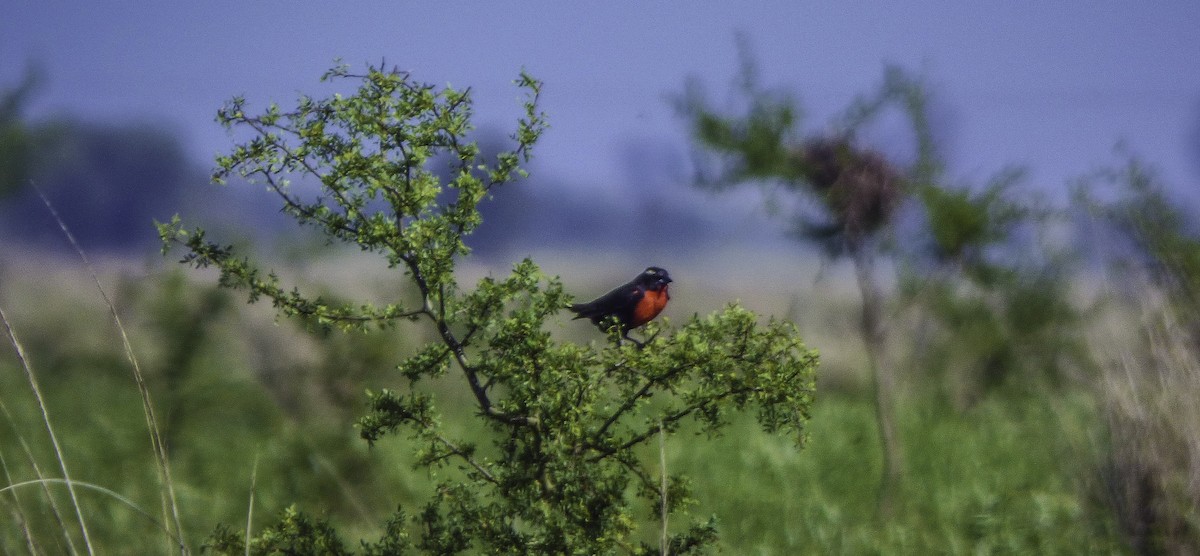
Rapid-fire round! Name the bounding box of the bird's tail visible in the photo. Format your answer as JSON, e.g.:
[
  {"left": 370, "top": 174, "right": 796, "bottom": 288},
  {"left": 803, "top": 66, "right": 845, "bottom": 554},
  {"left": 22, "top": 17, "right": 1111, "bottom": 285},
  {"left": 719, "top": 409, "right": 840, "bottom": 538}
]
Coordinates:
[{"left": 567, "top": 303, "right": 585, "bottom": 319}]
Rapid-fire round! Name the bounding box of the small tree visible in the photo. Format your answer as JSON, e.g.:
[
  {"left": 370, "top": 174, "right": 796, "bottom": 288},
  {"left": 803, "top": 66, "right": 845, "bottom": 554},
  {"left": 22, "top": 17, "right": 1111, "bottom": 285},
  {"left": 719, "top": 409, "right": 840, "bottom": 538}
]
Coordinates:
[
  {"left": 678, "top": 48, "right": 1103, "bottom": 512},
  {"left": 902, "top": 170, "right": 1090, "bottom": 406},
  {"left": 160, "top": 63, "right": 818, "bottom": 554},
  {"left": 677, "top": 59, "right": 907, "bottom": 515}
]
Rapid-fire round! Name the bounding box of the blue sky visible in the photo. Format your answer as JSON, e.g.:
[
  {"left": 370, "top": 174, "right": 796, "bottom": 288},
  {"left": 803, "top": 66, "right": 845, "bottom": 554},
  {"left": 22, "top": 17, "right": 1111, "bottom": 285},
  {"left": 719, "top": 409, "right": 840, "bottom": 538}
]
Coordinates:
[{"left": 5, "top": 2, "right": 1200, "bottom": 209}]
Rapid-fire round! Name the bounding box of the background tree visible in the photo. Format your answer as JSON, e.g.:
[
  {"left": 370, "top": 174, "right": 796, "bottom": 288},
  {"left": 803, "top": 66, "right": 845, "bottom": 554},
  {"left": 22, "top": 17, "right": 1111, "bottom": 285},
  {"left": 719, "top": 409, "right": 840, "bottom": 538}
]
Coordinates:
[
  {"left": 677, "top": 57, "right": 909, "bottom": 515},
  {"left": 676, "top": 50, "right": 1091, "bottom": 514},
  {"left": 160, "top": 63, "right": 818, "bottom": 554},
  {"left": 901, "top": 171, "right": 1091, "bottom": 407}
]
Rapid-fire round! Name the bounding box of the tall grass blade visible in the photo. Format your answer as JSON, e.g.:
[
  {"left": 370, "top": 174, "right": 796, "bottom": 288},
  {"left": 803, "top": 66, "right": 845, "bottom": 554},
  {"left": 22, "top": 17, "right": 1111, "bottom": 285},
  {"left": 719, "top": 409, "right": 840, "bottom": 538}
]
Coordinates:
[
  {"left": 1, "top": 477, "right": 183, "bottom": 545},
  {"left": 0, "top": 305, "right": 94, "bottom": 554},
  {"left": 0, "top": 446, "right": 40, "bottom": 554},
  {"left": 1095, "top": 282, "right": 1200, "bottom": 553},
  {"left": 34, "top": 185, "right": 187, "bottom": 553},
  {"left": 0, "top": 396, "right": 74, "bottom": 554},
  {"left": 245, "top": 454, "right": 258, "bottom": 556}
]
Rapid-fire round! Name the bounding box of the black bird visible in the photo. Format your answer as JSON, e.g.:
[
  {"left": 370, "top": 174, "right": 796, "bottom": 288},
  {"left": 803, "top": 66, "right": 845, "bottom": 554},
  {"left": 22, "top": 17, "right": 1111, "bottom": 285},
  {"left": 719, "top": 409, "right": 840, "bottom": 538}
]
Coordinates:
[{"left": 569, "top": 267, "right": 672, "bottom": 342}]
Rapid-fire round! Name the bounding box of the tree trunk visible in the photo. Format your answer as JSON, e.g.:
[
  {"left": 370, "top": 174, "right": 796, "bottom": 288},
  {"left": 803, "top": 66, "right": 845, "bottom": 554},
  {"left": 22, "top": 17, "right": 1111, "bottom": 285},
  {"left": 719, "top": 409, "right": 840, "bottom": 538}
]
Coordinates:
[{"left": 852, "top": 244, "right": 903, "bottom": 517}]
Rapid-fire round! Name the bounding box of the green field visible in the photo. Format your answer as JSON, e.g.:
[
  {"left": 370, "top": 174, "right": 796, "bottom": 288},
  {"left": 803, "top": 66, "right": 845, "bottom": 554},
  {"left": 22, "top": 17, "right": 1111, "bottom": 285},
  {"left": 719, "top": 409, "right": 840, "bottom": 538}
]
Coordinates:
[{"left": 0, "top": 248, "right": 1164, "bottom": 553}]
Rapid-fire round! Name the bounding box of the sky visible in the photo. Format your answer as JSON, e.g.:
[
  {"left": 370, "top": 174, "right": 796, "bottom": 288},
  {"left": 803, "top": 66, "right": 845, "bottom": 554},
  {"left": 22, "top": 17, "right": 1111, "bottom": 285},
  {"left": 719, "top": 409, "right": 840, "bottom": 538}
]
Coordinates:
[{"left": 5, "top": 2, "right": 1200, "bottom": 231}]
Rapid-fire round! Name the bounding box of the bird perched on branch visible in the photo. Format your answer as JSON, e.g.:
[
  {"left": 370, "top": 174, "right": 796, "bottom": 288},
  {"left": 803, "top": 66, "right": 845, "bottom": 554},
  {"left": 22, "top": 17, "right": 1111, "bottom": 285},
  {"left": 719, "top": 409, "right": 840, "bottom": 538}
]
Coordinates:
[{"left": 569, "top": 267, "right": 672, "bottom": 345}]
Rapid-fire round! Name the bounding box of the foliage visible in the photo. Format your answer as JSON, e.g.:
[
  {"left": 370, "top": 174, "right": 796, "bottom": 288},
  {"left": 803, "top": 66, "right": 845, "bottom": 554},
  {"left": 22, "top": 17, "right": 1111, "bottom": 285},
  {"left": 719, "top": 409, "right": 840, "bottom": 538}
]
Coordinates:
[
  {"left": 676, "top": 48, "right": 913, "bottom": 514},
  {"left": 0, "top": 278, "right": 1127, "bottom": 553},
  {"left": 1082, "top": 157, "right": 1200, "bottom": 324},
  {"left": 678, "top": 66, "right": 903, "bottom": 255},
  {"left": 916, "top": 169, "right": 1027, "bottom": 265},
  {"left": 680, "top": 49, "right": 1091, "bottom": 402},
  {"left": 208, "top": 507, "right": 352, "bottom": 555},
  {"left": 159, "top": 63, "right": 818, "bottom": 553}
]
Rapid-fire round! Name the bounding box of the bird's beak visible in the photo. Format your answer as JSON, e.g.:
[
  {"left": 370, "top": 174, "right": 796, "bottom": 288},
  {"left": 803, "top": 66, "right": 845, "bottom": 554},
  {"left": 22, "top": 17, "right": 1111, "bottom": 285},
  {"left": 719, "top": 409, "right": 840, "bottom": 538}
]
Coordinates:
[{"left": 663, "top": 277, "right": 673, "bottom": 284}]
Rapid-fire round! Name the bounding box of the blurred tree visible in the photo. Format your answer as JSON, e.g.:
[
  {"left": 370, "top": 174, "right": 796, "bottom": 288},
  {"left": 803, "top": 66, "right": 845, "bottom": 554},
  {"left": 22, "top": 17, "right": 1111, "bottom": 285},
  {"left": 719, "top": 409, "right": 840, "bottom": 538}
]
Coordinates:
[
  {"left": 677, "top": 48, "right": 1089, "bottom": 513},
  {"left": 902, "top": 168, "right": 1091, "bottom": 406},
  {"left": 678, "top": 55, "right": 910, "bottom": 515},
  {"left": 1084, "top": 158, "right": 1200, "bottom": 327},
  {"left": 162, "top": 63, "right": 818, "bottom": 554}
]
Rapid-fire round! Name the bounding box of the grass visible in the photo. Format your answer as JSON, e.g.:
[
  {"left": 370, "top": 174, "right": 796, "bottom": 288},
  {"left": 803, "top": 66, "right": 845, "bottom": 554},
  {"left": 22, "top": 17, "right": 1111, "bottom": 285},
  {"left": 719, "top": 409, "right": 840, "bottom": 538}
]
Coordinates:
[
  {"left": 0, "top": 246, "right": 1146, "bottom": 553},
  {"left": 670, "top": 390, "right": 1122, "bottom": 554},
  {"left": 1, "top": 301, "right": 95, "bottom": 554},
  {"left": 1091, "top": 286, "right": 1200, "bottom": 554}
]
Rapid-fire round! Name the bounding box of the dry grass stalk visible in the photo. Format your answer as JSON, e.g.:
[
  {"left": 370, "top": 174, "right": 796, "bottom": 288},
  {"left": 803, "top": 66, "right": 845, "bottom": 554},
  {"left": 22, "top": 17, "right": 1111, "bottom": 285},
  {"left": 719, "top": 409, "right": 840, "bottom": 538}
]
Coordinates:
[
  {"left": 1098, "top": 285, "right": 1200, "bottom": 554},
  {"left": 35, "top": 187, "right": 187, "bottom": 553}
]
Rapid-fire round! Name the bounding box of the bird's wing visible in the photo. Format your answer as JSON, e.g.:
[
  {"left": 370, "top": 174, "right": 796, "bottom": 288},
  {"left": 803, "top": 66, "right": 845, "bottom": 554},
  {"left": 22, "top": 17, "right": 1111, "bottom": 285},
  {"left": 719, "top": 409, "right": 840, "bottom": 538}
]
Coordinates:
[{"left": 570, "top": 283, "right": 644, "bottom": 323}]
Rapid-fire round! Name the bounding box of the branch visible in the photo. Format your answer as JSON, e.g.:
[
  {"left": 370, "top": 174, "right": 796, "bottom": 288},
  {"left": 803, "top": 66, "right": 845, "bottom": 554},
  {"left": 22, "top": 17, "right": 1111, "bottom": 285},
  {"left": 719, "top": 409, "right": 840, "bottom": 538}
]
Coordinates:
[
  {"left": 432, "top": 433, "right": 497, "bottom": 485},
  {"left": 587, "top": 406, "right": 701, "bottom": 463},
  {"left": 164, "top": 231, "right": 423, "bottom": 330},
  {"left": 587, "top": 382, "right": 768, "bottom": 462},
  {"left": 259, "top": 171, "right": 364, "bottom": 243},
  {"left": 614, "top": 452, "right": 661, "bottom": 499},
  {"left": 403, "top": 257, "right": 535, "bottom": 427},
  {"left": 592, "top": 363, "right": 691, "bottom": 444}
]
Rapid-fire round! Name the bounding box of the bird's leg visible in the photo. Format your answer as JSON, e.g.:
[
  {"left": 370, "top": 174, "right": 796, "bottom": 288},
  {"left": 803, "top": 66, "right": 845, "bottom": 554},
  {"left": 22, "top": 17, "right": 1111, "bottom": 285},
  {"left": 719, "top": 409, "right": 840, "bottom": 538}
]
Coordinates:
[{"left": 622, "top": 329, "right": 646, "bottom": 349}]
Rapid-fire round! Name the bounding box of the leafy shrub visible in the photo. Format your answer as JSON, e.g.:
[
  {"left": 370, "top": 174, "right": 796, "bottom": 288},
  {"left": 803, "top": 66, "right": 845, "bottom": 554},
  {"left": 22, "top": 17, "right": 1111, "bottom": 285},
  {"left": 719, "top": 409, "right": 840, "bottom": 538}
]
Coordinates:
[{"left": 161, "top": 63, "right": 818, "bottom": 554}]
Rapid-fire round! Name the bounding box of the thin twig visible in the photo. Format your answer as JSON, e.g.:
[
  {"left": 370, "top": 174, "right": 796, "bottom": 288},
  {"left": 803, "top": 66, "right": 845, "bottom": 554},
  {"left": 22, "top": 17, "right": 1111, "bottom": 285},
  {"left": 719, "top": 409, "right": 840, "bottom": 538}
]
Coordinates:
[
  {"left": 402, "top": 258, "right": 534, "bottom": 427},
  {"left": 434, "top": 434, "right": 497, "bottom": 484},
  {"left": 245, "top": 454, "right": 258, "bottom": 556},
  {"left": 588, "top": 407, "right": 700, "bottom": 463},
  {"left": 659, "top": 421, "right": 669, "bottom": 556},
  {"left": 612, "top": 454, "right": 659, "bottom": 497},
  {"left": 592, "top": 364, "right": 693, "bottom": 448}
]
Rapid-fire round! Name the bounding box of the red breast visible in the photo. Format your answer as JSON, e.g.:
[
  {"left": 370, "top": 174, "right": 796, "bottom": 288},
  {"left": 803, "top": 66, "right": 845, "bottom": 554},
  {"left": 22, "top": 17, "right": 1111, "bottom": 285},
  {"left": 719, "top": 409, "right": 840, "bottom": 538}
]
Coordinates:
[{"left": 630, "top": 285, "right": 669, "bottom": 328}]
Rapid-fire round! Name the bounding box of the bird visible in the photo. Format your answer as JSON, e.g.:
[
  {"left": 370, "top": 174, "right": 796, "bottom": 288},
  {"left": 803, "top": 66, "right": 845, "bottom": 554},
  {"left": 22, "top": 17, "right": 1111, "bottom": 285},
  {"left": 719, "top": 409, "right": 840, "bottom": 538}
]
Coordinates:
[{"left": 569, "top": 267, "right": 672, "bottom": 344}]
